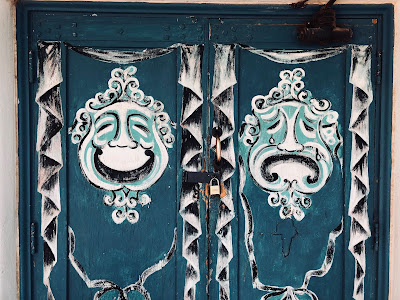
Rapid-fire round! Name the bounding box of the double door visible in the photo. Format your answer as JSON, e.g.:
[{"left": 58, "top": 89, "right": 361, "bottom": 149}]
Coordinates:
[{"left": 17, "top": 3, "right": 392, "bottom": 300}]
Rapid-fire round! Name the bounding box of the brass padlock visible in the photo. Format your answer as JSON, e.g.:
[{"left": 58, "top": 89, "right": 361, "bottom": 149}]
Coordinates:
[{"left": 209, "top": 178, "right": 220, "bottom": 196}]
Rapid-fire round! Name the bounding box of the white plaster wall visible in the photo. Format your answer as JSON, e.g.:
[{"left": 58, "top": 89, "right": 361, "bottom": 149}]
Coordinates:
[
  {"left": 0, "top": 0, "right": 17, "bottom": 299},
  {"left": 0, "top": 0, "right": 397, "bottom": 299}
]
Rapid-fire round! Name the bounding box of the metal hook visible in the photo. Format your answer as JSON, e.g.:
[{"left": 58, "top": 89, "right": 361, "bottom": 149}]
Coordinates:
[{"left": 216, "top": 135, "right": 221, "bottom": 163}]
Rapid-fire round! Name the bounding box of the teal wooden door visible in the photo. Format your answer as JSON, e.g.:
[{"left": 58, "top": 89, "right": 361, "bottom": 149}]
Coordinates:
[{"left": 18, "top": 3, "right": 392, "bottom": 300}]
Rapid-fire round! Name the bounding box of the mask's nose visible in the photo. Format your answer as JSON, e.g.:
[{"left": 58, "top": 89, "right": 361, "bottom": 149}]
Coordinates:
[
  {"left": 277, "top": 134, "right": 304, "bottom": 152},
  {"left": 277, "top": 109, "right": 304, "bottom": 152},
  {"left": 109, "top": 126, "right": 138, "bottom": 148}
]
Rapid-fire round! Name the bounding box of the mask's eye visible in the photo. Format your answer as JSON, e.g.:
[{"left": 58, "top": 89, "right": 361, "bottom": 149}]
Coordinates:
[
  {"left": 266, "top": 119, "right": 281, "bottom": 134},
  {"left": 93, "top": 114, "right": 118, "bottom": 146},
  {"left": 129, "top": 115, "right": 151, "bottom": 138},
  {"left": 302, "top": 121, "right": 315, "bottom": 132},
  {"left": 133, "top": 124, "right": 150, "bottom": 137},
  {"left": 299, "top": 120, "right": 317, "bottom": 139},
  {"left": 97, "top": 123, "right": 113, "bottom": 134}
]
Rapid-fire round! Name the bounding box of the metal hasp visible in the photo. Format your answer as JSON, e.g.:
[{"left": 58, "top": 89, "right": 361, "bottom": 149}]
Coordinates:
[
  {"left": 183, "top": 171, "right": 221, "bottom": 184},
  {"left": 294, "top": 0, "right": 353, "bottom": 45}
]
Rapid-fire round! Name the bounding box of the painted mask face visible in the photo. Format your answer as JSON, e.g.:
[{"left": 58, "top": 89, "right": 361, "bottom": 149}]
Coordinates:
[
  {"left": 240, "top": 68, "right": 342, "bottom": 220},
  {"left": 77, "top": 101, "right": 169, "bottom": 192},
  {"left": 70, "top": 66, "right": 174, "bottom": 224}
]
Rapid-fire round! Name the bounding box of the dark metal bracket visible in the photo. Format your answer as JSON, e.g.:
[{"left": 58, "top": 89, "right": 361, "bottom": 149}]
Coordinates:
[
  {"left": 292, "top": 0, "right": 353, "bottom": 45},
  {"left": 183, "top": 171, "right": 221, "bottom": 184}
]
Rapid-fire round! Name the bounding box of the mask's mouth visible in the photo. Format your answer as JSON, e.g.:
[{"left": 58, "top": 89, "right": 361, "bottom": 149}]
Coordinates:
[
  {"left": 94, "top": 147, "right": 155, "bottom": 183},
  {"left": 249, "top": 144, "right": 332, "bottom": 194},
  {"left": 260, "top": 154, "right": 319, "bottom": 185}
]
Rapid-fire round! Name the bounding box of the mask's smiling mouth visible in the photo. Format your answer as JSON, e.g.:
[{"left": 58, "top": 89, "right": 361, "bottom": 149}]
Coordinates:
[{"left": 94, "top": 147, "right": 155, "bottom": 183}]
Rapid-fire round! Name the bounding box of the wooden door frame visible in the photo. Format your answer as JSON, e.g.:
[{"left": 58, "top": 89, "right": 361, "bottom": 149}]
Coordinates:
[{"left": 17, "top": 2, "right": 393, "bottom": 299}]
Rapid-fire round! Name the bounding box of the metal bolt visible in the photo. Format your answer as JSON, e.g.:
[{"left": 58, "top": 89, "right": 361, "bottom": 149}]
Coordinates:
[
  {"left": 72, "top": 32, "right": 78, "bottom": 37},
  {"left": 72, "top": 22, "right": 77, "bottom": 28}
]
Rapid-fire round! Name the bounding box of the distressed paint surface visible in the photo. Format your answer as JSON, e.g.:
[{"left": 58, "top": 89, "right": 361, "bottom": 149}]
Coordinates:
[
  {"left": 348, "top": 45, "right": 373, "bottom": 300},
  {"left": 211, "top": 44, "right": 237, "bottom": 300},
  {"left": 178, "top": 44, "right": 204, "bottom": 300},
  {"left": 68, "top": 226, "right": 177, "bottom": 299},
  {"left": 35, "top": 41, "right": 63, "bottom": 300},
  {"left": 70, "top": 66, "right": 175, "bottom": 224},
  {"left": 238, "top": 66, "right": 344, "bottom": 299},
  {"left": 19, "top": 6, "right": 391, "bottom": 300},
  {"left": 239, "top": 154, "right": 344, "bottom": 299},
  {"left": 64, "top": 42, "right": 180, "bottom": 299},
  {"left": 239, "top": 68, "right": 343, "bottom": 221},
  {"left": 235, "top": 45, "right": 373, "bottom": 300}
]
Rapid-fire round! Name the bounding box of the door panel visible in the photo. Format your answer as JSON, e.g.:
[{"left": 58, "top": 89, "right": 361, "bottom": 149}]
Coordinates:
[
  {"left": 17, "top": 4, "right": 392, "bottom": 300},
  {"left": 65, "top": 49, "right": 179, "bottom": 299},
  {"left": 236, "top": 51, "right": 348, "bottom": 299},
  {"left": 206, "top": 16, "right": 380, "bottom": 300}
]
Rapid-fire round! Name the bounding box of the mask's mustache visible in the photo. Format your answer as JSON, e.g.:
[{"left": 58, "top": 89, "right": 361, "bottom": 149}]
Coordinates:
[
  {"left": 260, "top": 154, "right": 320, "bottom": 185},
  {"left": 249, "top": 143, "right": 333, "bottom": 194}
]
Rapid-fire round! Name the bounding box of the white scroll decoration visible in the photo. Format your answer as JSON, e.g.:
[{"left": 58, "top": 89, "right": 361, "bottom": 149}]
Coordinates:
[
  {"left": 68, "top": 226, "right": 177, "bottom": 299},
  {"left": 211, "top": 44, "right": 237, "bottom": 300},
  {"left": 36, "top": 41, "right": 63, "bottom": 300},
  {"left": 178, "top": 45, "right": 204, "bottom": 300},
  {"left": 348, "top": 45, "right": 373, "bottom": 300}
]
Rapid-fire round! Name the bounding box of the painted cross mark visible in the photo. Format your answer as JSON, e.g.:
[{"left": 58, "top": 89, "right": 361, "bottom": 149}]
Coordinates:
[{"left": 272, "top": 218, "right": 298, "bottom": 257}]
